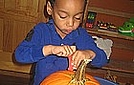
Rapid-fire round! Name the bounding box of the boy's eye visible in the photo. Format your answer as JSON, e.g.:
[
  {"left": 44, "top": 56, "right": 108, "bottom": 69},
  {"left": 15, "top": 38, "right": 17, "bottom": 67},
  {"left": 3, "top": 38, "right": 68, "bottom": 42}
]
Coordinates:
[
  {"left": 58, "top": 12, "right": 67, "bottom": 19},
  {"left": 75, "top": 17, "right": 81, "bottom": 20},
  {"left": 75, "top": 17, "right": 81, "bottom": 21},
  {"left": 60, "top": 16, "right": 67, "bottom": 19},
  {"left": 74, "top": 14, "right": 83, "bottom": 21}
]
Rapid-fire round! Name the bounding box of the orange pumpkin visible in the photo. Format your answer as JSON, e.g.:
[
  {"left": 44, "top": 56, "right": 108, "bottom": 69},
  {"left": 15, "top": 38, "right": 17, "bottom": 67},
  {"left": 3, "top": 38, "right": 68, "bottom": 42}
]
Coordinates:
[{"left": 40, "top": 59, "right": 100, "bottom": 85}]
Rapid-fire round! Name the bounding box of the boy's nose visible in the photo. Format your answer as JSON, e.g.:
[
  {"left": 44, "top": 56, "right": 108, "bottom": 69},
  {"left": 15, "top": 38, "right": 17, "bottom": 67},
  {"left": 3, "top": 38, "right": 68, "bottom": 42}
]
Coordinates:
[{"left": 67, "top": 18, "right": 74, "bottom": 27}]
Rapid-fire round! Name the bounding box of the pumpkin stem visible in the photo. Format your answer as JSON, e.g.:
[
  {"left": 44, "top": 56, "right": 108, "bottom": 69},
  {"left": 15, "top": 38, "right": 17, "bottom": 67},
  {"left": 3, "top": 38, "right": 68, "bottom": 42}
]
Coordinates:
[{"left": 69, "top": 59, "right": 92, "bottom": 85}]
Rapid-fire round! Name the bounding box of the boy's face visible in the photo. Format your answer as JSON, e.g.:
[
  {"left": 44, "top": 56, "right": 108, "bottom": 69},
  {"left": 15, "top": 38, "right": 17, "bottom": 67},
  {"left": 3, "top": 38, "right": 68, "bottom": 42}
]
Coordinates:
[{"left": 48, "top": 0, "right": 85, "bottom": 38}]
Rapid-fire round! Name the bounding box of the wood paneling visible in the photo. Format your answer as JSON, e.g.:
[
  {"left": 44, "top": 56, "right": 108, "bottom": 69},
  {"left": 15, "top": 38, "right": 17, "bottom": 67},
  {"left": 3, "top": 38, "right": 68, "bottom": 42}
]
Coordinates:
[
  {"left": 0, "top": 0, "right": 4, "bottom": 8},
  {"left": 88, "top": 7, "right": 134, "bottom": 19},
  {"left": 89, "top": 0, "right": 134, "bottom": 14},
  {"left": 0, "top": 18, "right": 4, "bottom": 51},
  {"left": 3, "top": 19, "right": 13, "bottom": 52},
  {"left": 12, "top": 21, "right": 35, "bottom": 51},
  {"left": 0, "top": 0, "right": 47, "bottom": 80},
  {"left": 0, "top": 0, "right": 47, "bottom": 53}
]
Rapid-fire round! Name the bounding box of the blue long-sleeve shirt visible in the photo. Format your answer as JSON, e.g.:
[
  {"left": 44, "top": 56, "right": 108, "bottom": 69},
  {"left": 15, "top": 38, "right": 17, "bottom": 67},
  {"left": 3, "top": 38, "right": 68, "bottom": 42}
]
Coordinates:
[{"left": 15, "top": 19, "right": 107, "bottom": 85}]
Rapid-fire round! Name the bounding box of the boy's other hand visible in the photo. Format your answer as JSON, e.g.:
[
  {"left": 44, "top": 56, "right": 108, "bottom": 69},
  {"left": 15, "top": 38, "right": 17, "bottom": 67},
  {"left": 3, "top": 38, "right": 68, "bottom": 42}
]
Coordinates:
[{"left": 52, "top": 45, "right": 76, "bottom": 57}]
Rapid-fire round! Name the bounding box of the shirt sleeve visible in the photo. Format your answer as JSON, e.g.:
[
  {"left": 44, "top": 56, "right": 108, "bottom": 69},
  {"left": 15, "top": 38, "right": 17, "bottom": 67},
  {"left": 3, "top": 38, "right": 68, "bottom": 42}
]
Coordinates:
[{"left": 15, "top": 23, "right": 46, "bottom": 63}]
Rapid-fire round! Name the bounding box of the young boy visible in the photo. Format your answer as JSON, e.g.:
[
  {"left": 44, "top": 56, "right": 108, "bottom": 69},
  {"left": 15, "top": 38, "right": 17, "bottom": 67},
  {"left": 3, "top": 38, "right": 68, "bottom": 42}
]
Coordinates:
[{"left": 15, "top": 0, "right": 108, "bottom": 84}]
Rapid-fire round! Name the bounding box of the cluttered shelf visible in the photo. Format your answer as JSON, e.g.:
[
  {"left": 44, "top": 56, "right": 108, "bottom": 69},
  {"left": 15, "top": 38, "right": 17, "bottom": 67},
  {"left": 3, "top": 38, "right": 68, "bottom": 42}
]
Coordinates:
[
  {"left": 87, "top": 29, "right": 134, "bottom": 41},
  {"left": 84, "top": 10, "right": 134, "bottom": 41}
]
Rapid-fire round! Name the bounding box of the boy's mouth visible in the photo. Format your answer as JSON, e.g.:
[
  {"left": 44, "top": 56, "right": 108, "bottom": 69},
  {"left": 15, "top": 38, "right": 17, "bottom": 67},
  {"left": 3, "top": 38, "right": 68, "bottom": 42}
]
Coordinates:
[
  {"left": 67, "top": 30, "right": 73, "bottom": 32},
  {"left": 66, "top": 29, "right": 74, "bottom": 34}
]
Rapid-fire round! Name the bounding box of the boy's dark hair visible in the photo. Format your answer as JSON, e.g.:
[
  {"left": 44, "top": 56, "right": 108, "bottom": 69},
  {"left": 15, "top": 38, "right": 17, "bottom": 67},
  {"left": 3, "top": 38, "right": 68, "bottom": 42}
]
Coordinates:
[
  {"left": 44, "top": 0, "right": 88, "bottom": 20},
  {"left": 49, "top": 0, "right": 55, "bottom": 7},
  {"left": 49, "top": 0, "right": 87, "bottom": 7}
]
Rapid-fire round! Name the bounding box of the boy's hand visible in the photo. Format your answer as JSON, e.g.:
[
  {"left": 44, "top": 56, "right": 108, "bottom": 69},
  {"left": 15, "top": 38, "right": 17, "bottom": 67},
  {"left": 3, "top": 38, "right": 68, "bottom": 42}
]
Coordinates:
[
  {"left": 71, "top": 50, "right": 96, "bottom": 69},
  {"left": 43, "top": 45, "right": 95, "bottom": 69},
  {"left": 51, "top": 45, "right": 76, "bottom": 57}
]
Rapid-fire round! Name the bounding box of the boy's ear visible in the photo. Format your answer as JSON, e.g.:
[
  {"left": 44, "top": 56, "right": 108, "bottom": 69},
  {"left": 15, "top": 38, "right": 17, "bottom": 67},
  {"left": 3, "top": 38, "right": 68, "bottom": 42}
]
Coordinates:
[{"left": 47, "top": 1, "right": 53, "bottom": 15}]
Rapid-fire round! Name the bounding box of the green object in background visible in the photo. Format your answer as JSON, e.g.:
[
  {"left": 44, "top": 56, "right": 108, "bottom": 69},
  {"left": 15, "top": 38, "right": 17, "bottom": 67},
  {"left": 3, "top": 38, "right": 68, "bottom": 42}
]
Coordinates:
[{"left": 118, "top": 17, "right": 134, "bottom": 37}]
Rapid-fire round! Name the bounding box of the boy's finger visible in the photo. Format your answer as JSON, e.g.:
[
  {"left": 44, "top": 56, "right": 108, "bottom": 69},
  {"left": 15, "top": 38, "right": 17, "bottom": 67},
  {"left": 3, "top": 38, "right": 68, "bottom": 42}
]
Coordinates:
[{"left": 70, "top": 46, "right": 76, "bottom": 52}]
